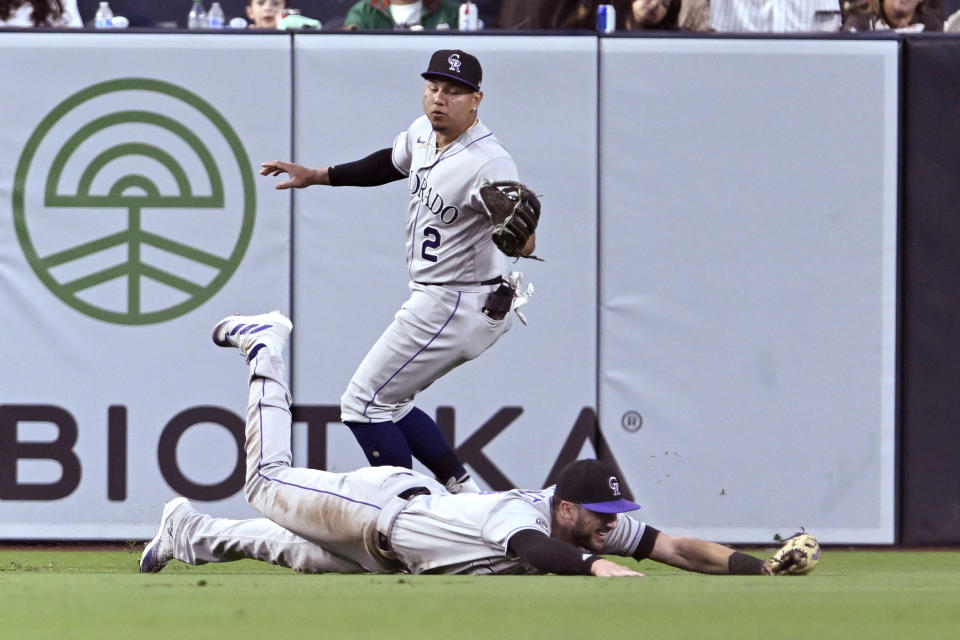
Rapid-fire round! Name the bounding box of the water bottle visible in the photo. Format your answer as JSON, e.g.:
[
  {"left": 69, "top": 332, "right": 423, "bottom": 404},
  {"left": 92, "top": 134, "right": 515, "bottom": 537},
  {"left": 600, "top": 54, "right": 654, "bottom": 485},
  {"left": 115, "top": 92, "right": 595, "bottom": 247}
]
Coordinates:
[
  {"left": 458, "top": 2, "right": 479, "bottom": 30},
  {"left": 94, "top": 1, "right": 113, "bottom": 28},
  {"left": 188, "top": 0, "right": 208, "bottom": 29},
  {"left": 208, "top": 2, "right": 225, "bottom": 28}
]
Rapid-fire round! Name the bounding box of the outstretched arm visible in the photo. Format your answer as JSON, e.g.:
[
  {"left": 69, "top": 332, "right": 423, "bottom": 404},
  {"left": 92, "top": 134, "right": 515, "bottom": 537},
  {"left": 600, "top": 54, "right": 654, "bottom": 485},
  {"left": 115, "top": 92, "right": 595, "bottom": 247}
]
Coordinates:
[
  {"left": 647, "top": 531, "right": 770, "bottom": 575},
  {"left": 260, "top": 148, "right": 405, "bottom": 191}
]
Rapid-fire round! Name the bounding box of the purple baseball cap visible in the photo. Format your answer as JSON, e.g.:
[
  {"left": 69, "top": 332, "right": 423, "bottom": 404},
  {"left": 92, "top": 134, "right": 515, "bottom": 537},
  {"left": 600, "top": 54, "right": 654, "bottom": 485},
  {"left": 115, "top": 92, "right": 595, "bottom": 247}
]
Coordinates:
[{"left": 555, "top": 459, "right": 641, "bottom": 514}]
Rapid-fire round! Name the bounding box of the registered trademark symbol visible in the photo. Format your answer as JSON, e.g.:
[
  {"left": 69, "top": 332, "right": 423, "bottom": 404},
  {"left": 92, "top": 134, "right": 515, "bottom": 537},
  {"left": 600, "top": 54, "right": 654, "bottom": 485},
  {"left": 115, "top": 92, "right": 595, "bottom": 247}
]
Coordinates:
[{"left": 621, "top": 410, "right": 643, "bottom": 433}]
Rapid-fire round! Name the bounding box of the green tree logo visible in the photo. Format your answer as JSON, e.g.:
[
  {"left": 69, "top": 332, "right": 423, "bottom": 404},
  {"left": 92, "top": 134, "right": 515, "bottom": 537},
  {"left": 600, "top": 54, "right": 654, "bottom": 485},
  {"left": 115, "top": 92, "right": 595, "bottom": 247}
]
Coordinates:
[{"left": 12, "top": 78, "right": 255, "bottom": 325}]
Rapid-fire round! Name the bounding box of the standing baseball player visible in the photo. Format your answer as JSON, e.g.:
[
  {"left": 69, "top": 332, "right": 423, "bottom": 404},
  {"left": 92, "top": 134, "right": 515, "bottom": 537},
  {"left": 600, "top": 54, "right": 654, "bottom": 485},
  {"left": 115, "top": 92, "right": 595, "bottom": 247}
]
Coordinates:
[
  {"left": 140, "top": 311, "right": 821, "bottom": 578},
  {"left": 260, "top": 49, "right": 540, "bottom": 494}
]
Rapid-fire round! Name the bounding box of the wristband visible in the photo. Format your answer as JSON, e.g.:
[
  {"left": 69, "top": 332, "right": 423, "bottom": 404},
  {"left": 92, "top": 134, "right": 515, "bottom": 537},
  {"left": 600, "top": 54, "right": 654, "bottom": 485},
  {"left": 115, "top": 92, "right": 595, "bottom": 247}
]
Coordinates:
[
  {"left": 583, "top": 554, "right": 604, "bottom": 572},
  {"left": 727, "top": 551, "right": 767, "bottom": 575}
]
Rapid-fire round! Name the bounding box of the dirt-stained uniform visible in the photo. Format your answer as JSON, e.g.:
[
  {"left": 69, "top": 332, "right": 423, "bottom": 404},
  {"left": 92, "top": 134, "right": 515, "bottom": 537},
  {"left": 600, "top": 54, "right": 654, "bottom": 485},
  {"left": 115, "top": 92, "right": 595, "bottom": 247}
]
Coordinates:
[{"left": 161, "top": 348, "right": 656, "bottom": 575}]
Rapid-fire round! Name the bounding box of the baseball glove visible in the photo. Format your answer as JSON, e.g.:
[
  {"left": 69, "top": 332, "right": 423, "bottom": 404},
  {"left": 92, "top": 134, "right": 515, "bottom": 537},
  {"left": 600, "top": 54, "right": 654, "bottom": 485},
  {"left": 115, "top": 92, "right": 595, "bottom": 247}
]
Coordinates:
[
  {"left": 769, "top": 532, "right": 821, "bottom": 575},
  {"left": 479, "top": 181, "right": 541, "bottom": 258}
]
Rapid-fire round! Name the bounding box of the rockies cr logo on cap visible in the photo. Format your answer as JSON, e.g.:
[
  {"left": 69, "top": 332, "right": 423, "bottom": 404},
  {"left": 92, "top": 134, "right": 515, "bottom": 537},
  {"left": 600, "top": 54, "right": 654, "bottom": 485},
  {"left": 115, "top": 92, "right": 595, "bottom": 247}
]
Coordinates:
[
  {"left": 422, "top": 50, "right": 482, "bottom": 92},
  {"left": 448, "top": 54, "right": 462, "bottom": 73},
  {"left": 609, "top": 476, "right": 621, "bottom": 497}
]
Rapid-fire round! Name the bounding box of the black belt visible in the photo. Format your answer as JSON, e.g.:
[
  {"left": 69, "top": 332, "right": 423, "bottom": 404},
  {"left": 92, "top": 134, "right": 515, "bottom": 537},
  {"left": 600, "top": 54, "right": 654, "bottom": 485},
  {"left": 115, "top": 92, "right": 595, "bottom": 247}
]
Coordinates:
[
  {"left": 397, "top": 486, "right": 431, "bottom": 500},
  {"left": 377, "top": 486, "right": 431, "bottom": 552},
  {"left": 416, "top": 276, "right": 503, "bottom": 287}
]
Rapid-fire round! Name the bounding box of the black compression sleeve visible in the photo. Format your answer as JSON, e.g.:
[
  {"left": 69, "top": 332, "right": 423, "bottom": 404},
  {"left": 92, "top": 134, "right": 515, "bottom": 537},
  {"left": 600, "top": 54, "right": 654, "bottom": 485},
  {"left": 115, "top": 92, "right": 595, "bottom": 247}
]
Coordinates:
[
  {"left": 507, "top": 529, "right": 600, "bottom": 575},
  {"left": 327, "top": 148, "right": 405, "bottom": 187},
  {"left": 631, "top": 526, "right": 661, "bottom": 561}
]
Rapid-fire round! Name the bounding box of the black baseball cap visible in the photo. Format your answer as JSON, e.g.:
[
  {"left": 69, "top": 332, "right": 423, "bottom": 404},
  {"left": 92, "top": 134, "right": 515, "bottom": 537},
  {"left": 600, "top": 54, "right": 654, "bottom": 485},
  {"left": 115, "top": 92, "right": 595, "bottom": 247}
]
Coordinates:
[
  {"left": 421, "top": 49, "right": 482, "bottom": 92},
  {"left": 554, "top": 459, "right": 641, "bottom": 514}
]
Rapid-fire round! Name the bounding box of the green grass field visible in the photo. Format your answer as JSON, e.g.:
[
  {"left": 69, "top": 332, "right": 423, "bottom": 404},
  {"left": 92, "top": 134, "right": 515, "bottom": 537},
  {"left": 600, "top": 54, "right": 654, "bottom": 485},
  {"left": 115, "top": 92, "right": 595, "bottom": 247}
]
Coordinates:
[{"left": 1, "top": 549, "right": 958, "bottom": 640}]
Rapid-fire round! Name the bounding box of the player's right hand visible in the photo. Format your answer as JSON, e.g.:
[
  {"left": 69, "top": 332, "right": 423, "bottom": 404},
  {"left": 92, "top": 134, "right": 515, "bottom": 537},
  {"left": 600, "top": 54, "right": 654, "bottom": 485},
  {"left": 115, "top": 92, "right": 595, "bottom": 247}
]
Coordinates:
[
  {"left": 590, "top": 558, "right": 644, "bottom": 578},
  {"left": 259, "top": 161, "right": 328, "bottom": 189}
]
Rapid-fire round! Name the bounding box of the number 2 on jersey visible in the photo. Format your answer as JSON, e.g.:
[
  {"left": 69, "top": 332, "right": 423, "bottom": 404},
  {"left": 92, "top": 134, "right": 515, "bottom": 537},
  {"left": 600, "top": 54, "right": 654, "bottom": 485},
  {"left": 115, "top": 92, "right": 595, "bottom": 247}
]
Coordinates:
[{"left": 421, "top": 226, "right": 441, "bottom": 262}]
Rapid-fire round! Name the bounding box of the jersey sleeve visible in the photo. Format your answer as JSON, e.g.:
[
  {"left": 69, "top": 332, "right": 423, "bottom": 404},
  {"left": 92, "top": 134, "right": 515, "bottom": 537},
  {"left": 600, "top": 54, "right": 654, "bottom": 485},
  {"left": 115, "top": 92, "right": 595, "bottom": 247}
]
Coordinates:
[
  {"left": 599, "top": 513, "right": 659, "bottom": 559},
  {"left": 391, "top": 129, "right": 413, "bottom": 177},
  {"left": 479, "top": 495, "right": 552, "bottom": 555}
]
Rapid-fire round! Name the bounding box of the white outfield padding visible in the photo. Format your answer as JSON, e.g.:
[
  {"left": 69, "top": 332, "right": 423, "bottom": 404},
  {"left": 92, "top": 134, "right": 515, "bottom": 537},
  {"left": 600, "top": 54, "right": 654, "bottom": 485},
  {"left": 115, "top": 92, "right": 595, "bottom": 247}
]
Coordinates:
[
  {"left": 0, "top": 33, "right": 899, "bottom": 543},
  {"left": 598, "top": 38, "right": 898, "bottom": 543}
]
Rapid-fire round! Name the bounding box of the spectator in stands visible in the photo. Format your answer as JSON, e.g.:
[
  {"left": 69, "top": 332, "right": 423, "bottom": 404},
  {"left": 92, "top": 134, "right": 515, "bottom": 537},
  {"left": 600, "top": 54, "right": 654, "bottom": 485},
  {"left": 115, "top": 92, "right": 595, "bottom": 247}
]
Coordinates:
[
  {"left": 711, "top": 0, "right": 842, "bottom": 30},
  {"left": 946, "top": 6, "right": 960, "bottom": 29},
  {"left": 625, "top": 0, "right": 711, "bottom": 30},
  {"left": 474, "top": 0, "right": 500, "bottom": 26},
  {"left": 505, "top": 0, "right": 707, "bottom": 30},
  {"left": 247, "top": 0, "right": 287, "bottom": 29},
  {"left": 496, "top": 0, "right": 540, "bottom": 28},
  {"left": 876, "top": 0, "right": 942, "bottom": 28},
  {"left": 841, "top": 0, "right": 943, "bottom": 30},
  {"left": 343, "top": 0, "right": 460, "bottom": 29},
  {"left": 537, "top": 0, "right": 635, "bottom": 29},
  {"left": 0, "top": 0, "right": 81, "bottom": 26}
]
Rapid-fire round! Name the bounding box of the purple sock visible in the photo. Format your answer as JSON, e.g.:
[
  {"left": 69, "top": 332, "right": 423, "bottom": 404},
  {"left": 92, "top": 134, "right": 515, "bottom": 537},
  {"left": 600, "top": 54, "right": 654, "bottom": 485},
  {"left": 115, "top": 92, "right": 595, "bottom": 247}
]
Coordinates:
[
  {"left": 396, "top": 407, "right": 467, "bottom": 482},
  {"left": 345, "top": 421, "right": 413, "bottom": 468}
]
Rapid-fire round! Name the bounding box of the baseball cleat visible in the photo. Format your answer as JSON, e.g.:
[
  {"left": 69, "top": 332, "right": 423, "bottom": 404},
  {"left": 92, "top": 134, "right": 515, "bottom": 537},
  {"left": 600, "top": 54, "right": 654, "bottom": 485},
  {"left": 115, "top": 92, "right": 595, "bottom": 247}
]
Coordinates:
[
  {"left": 139, "top": 497, "right": 192, "bottom": 574},
  {"left": 212, "top": 310, "right": 292, "bottom": 362}
]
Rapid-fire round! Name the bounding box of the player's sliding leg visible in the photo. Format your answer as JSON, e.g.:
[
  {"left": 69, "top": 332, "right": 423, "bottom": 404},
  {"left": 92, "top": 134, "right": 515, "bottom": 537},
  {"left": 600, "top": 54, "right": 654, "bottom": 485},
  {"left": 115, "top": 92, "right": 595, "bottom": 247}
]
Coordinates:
[
  {"left": 213, "top": 311, "right": 403, "bottom": 572},
  {"left": 140, "top": 497, "right": 363, "bottom": 574}
]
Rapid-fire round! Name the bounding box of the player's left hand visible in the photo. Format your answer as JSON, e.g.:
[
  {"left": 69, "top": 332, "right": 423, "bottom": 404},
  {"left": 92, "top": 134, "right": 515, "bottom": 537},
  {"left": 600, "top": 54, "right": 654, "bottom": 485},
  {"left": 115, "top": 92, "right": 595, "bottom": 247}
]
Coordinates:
[
  {"left": 590, "top": 558, "right": 644, "bottom": 577},
  {"left": 479, "top": 181, "right": 541, "bottom": 258}
]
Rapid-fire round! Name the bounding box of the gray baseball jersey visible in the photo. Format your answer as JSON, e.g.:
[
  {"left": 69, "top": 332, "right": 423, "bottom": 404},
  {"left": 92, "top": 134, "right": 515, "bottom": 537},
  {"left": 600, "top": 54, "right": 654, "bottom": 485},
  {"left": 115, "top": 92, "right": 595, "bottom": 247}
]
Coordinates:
[
  {"left": 390, "top": 487, "right": 652, "bottom": 575},
  {"left": 340, "top": 116, "right": 524, "bottom": 424},
  {"left": 392, "top": 115, "right": 517, "bottom": 284}
]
